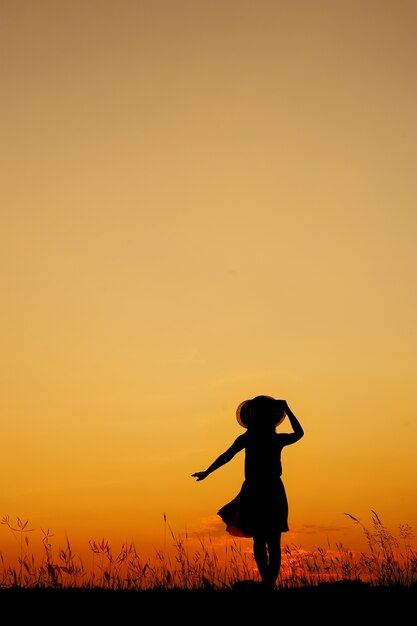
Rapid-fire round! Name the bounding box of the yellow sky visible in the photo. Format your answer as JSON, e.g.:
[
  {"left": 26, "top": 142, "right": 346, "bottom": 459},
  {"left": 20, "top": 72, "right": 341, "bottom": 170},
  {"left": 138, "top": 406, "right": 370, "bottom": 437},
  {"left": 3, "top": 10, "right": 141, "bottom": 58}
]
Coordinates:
[{"left": 1, "top": 0, "right": 416, "bottom": 564}]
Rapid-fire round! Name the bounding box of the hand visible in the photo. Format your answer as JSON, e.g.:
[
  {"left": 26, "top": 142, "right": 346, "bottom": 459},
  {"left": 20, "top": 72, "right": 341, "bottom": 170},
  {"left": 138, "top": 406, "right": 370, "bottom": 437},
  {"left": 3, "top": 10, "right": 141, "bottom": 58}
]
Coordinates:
[{"left": 191, "top": 471, "right": 207, "bottom": 481}]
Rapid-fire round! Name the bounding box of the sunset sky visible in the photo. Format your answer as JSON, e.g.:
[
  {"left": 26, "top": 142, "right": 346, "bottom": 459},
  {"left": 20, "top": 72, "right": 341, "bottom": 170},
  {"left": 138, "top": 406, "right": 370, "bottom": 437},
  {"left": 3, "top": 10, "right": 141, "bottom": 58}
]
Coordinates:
[{"left": 1, "top": 0, "right": 416, "bottom": 565}]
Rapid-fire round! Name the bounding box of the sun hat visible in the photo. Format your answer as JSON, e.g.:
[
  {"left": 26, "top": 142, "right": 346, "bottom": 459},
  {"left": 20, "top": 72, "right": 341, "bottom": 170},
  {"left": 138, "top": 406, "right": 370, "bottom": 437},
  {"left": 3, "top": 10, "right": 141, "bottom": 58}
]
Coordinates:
[{"left": 236, "top": 395, "right": 286, "bottom": 429}]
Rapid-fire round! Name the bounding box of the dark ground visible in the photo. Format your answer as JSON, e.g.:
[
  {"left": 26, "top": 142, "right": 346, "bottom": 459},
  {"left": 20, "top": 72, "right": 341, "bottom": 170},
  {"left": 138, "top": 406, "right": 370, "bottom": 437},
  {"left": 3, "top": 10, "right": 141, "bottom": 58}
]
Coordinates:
[{"left": 1, "top": 581, "right": 416, "bottom": 623}]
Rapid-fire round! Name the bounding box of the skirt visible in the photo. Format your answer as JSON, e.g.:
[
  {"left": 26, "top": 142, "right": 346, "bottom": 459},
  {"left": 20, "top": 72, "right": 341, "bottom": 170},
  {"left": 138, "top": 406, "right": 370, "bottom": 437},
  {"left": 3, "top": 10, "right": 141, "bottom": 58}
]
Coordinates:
[{"left": 217, "top": 478, "right": 289, "bottom": 538}]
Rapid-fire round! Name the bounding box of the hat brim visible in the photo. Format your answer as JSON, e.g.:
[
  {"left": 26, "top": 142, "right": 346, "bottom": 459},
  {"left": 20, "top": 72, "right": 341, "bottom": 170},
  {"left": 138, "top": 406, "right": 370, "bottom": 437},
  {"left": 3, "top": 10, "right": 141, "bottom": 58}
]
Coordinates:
[{"left": 236, "top": 400, "right": 252, "bottom": 427}]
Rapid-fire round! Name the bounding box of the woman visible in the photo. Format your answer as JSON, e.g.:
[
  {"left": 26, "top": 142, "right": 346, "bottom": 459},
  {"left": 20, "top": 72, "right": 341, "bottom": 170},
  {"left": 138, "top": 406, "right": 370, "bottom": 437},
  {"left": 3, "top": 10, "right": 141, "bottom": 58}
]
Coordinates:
[{"left": 192, "top": 395, "right": 304, "bottom": 590}]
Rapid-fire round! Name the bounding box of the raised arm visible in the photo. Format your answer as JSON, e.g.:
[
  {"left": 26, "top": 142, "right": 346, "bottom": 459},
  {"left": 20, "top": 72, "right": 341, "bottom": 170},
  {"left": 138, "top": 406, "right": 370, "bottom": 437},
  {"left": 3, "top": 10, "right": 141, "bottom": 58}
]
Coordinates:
[
  {"left": 192, "top": 434, "right": 246, "bottom": 481},
  {"left": 280, "top": 401, "right": 304, "bottom": 445}
]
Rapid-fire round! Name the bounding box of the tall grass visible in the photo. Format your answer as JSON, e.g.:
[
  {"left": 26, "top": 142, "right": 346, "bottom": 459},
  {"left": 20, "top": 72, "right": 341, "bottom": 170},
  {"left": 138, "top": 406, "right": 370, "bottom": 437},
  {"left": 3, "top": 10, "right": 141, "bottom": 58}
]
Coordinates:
[{"left": 1, "top": 511, "right": 416, "bottom": 591}]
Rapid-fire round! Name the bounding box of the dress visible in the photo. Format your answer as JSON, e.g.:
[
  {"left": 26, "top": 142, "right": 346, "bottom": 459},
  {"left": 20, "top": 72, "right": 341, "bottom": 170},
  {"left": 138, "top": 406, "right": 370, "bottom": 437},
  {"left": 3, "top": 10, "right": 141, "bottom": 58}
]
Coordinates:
[{"left": 217, "top": 431, "right": 289, "bottom": 538}]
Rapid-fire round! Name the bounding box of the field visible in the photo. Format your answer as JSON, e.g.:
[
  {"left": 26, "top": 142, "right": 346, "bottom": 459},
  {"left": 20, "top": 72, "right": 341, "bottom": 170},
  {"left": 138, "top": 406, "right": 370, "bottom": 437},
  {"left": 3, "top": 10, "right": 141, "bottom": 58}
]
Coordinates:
[
  {"left": 1, "top": 511, "right": 416, "bottom": 622},
  {"left": 1, "top": 584, "right": 416, "bottom": 623}
]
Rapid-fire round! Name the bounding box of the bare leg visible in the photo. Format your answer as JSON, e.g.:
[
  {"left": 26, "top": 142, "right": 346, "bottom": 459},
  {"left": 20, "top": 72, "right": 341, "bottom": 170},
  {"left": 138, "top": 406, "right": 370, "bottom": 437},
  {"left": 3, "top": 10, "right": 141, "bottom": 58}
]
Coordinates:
[
  {"left": 253, "top": 536, "right": 268, "bottom": 583},
  {"left": 266, "top": 533, "right": 282, "bottom": 590}
]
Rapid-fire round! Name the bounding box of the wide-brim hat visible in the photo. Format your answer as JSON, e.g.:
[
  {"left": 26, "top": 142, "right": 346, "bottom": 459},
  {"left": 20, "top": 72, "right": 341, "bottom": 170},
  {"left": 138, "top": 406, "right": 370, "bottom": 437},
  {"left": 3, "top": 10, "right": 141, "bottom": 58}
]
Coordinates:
[{"left": 236, "top": 395, "right": 286, "bottom": 428}]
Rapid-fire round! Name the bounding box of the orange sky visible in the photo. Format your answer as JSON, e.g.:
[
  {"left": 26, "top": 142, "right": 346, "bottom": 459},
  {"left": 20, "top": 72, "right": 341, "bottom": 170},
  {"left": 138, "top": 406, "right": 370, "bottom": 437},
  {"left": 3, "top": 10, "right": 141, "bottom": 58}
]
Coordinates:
[{"left": 1, "top": 0, "right": 416, "bottom": 566}]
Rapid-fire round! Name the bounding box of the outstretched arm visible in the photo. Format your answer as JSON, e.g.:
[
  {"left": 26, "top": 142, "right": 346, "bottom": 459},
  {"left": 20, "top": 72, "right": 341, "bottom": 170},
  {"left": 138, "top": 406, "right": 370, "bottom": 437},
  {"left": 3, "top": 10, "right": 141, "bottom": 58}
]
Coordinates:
[{"left": 192, "top": 434, "right": 246, "bottom": 481}]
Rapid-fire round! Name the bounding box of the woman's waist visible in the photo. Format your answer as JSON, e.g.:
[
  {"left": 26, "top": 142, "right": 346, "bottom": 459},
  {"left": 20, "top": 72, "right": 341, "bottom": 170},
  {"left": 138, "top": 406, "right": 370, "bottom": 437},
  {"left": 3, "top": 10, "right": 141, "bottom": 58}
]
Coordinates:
[{"left": 243, "top": 475, "right": 283, "bottom": 486}]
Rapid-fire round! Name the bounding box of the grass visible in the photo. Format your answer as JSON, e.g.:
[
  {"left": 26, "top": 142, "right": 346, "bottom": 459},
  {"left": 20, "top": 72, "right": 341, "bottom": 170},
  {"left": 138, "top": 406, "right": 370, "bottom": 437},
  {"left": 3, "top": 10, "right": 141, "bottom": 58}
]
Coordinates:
[{"left": 0, "top": 511, "right": 416, "bottom": 592}]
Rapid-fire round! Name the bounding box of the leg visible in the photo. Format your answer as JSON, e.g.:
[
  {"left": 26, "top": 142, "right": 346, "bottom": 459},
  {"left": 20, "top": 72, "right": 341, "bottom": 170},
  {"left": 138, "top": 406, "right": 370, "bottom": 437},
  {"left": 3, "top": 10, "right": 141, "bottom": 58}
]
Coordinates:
[
  {"left": 266, "top": 532, "right": 282, "bottom": 590},
  {"left": 253, "top": 535, "right": 268, "bottom": 583}
]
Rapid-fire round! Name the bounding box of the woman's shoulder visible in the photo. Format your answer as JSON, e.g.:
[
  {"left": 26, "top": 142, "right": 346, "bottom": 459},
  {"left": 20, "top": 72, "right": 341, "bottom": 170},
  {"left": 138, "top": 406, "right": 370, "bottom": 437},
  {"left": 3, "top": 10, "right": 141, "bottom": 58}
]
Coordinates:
[{"left": 230, "top": 432, "right": 248, "bottom": 448}]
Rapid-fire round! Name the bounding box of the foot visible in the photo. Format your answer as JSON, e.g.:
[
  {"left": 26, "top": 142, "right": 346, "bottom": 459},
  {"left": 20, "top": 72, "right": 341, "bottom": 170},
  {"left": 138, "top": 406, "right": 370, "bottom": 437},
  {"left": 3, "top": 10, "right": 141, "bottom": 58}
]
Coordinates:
[{"left": 260, "top": 577, "right": 276, "bottom": 592}]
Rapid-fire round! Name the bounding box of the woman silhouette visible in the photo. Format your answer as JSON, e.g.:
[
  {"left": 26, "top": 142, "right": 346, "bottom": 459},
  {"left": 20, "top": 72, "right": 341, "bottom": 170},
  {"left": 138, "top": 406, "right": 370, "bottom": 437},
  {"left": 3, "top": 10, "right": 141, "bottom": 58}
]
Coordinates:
[{"left": 192, "top": 395, "right": 304, "bottom": 590}]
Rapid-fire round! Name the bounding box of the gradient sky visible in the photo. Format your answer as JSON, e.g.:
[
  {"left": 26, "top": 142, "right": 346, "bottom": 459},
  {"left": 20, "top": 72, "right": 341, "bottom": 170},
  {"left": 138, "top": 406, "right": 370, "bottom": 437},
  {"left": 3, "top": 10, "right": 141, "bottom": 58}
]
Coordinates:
[{"left": 1, "top": 0, "right": 416, "bottom": 564}]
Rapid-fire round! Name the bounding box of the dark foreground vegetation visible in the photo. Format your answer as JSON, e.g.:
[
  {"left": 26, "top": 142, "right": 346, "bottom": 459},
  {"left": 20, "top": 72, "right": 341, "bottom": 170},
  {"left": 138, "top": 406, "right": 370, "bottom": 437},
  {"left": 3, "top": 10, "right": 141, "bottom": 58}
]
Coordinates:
[
  {"left": 1, "top": 511, "right": 416, "bottom": 621},
  {"left": 1, "top": 583, "right": 416, "bottom": 623}
]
